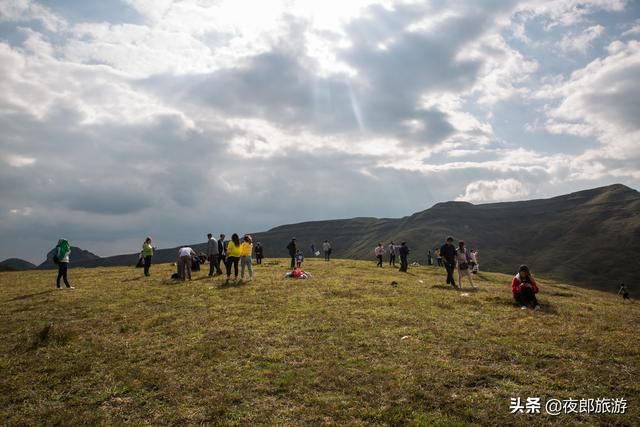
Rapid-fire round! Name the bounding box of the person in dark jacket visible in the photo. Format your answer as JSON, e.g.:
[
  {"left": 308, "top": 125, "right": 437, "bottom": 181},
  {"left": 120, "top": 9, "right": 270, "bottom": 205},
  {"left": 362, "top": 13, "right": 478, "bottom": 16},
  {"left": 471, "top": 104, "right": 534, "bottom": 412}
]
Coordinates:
[
  {"left": 217, "top": 234, "right": 226, "bottom": 272},
  {"left": 255, "top": 242, "right": 264, "bottom": 264},
  {"left": 286, "top": 238, "right": 297, "bottom": 269},
  {"left": 399, "top": 242, "right": 409, "bottom": 272},
  {"left": 440, "top": 236, "right": 457, "bottom": 288},
  {"left": 207, "top": 233, "right": 221, "bottom": 276}
]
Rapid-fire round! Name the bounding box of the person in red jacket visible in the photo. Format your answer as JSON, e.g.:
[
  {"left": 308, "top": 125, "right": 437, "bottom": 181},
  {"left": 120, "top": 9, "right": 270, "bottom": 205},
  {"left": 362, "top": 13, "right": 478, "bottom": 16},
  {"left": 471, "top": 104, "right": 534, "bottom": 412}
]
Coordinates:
[{"left": 511, "top": 265, "right": 540, "bottom": 310}]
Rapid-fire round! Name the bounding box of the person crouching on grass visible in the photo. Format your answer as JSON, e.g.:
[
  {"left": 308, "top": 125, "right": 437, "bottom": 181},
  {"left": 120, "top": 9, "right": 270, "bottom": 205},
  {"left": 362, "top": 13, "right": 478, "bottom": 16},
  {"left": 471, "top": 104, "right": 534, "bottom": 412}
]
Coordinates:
[{"left": 512, "top": 265, "right": 540, "bottom": 310}]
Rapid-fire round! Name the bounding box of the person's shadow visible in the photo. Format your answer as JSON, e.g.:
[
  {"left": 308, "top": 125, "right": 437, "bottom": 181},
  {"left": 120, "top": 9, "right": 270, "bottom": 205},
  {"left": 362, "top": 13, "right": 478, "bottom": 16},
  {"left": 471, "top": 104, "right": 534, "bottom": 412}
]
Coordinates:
[{"left": 3, "top": 290, "right": 55, "bottom": 303}]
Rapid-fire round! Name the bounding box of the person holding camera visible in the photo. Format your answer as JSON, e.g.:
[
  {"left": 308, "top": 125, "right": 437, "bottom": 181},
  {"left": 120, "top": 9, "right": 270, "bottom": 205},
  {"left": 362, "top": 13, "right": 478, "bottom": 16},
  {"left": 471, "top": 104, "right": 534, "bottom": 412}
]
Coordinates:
[{"left": 511, "top": 265, "right": 540, "bottom": 310}]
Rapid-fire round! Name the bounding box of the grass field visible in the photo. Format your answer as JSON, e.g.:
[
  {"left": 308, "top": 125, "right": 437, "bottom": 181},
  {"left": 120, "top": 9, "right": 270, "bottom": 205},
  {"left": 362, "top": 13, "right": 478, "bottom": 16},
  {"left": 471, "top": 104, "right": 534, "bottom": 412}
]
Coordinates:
[{"left": 1, "top": 258, "right": 638, "bottom": 425}]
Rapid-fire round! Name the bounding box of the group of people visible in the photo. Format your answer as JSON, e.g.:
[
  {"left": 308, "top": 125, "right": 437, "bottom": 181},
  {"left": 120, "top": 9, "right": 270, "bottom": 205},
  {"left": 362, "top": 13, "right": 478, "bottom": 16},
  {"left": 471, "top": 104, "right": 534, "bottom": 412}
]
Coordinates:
[
  {"left": 374, "top": 241, "right": 410, "bottom": 272},
  {"left": 286, "top": 238, "right": 333, "bottom": 268},
  {"left": 48, "top": 236, "right": 629, "bottom": 310}
]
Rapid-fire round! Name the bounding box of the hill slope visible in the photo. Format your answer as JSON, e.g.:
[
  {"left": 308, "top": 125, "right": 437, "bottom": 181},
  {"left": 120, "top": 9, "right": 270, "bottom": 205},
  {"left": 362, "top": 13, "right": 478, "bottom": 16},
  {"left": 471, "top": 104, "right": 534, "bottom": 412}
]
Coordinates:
[
  {"left": 0, "top": 258, "right": 36, "bottom": 271},
  {"left": 0, "top": 260, "right": 637, "bottom": 425},
  {"left": 251, "top": 184, "right": 640, "bottom": 291}
]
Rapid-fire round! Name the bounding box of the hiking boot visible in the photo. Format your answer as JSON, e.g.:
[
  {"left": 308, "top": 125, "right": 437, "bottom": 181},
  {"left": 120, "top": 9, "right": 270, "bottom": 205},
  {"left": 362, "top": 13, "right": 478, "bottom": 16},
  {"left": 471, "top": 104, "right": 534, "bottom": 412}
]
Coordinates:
[
  {"left": 68, "top": 286, "right": 75, "bottom": 289},
  {"left": 521, "top": 306, "right": 527, "bottom": 310}
]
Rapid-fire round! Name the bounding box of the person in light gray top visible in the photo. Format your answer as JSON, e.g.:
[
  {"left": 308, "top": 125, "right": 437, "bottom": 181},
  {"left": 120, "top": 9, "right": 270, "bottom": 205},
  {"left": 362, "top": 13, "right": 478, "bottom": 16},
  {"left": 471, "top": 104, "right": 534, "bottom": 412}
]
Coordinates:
[{"left": 206, "top": 233, "right": 221, "bottom": 276}]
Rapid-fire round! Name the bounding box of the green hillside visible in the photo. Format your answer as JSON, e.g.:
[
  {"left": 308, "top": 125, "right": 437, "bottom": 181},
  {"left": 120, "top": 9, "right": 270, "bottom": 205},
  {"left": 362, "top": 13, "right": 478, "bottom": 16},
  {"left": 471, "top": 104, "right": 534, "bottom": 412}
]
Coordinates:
[
  {"left": 252, "top": 184, "right": 640, "bottom": 292},
  {"left": 1, "top": 259, "right": 637, "bottom": 425}
]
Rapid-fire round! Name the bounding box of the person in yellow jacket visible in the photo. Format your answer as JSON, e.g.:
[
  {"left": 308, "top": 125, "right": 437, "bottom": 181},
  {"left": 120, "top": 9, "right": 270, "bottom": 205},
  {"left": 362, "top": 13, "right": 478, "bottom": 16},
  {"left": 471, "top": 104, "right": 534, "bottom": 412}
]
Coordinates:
[
  {"left": 225, "top": 233, "right": 242, "bottom": 282},
  {"left": 240, "top": 234, "right": 254, "bottom": 282}
]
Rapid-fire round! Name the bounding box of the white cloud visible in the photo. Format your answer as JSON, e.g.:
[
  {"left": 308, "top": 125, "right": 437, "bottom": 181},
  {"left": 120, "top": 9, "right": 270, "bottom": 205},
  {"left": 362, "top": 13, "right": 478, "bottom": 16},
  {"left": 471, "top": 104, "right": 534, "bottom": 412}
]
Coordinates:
[
  {"left": 558, "top": 24, "right": 605, "bottom": 53},
  {"left": 456, "top": 178, "right": 530, "bottom": 202},
  {"left": 3, "top": 154, "right": 36, "bottom": 167}
]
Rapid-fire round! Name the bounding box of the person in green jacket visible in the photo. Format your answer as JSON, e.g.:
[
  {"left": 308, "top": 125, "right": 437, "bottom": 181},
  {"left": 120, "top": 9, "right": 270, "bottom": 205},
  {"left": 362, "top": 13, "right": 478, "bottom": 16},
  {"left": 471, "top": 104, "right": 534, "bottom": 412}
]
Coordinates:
[
  {"left": 52, "top": 239, "right": 74, "bottom": 289},
  {"left": 142, "top": 237, "right": 154, "bottom": 276}
]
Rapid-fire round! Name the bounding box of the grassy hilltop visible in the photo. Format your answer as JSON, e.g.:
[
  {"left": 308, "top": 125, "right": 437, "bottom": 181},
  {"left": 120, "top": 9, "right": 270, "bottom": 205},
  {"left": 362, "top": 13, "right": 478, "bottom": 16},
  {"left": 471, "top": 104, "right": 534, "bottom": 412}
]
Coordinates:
[{"left": 1, "top": 259, "right": 638, "bottom": 425}]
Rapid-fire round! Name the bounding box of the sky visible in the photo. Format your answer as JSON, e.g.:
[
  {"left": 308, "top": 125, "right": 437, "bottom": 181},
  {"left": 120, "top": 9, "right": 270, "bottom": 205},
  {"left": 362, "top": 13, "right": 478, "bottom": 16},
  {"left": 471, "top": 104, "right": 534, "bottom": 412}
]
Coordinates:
[{"left": 1, "top": 0, "right": 639, "bottom": 263}]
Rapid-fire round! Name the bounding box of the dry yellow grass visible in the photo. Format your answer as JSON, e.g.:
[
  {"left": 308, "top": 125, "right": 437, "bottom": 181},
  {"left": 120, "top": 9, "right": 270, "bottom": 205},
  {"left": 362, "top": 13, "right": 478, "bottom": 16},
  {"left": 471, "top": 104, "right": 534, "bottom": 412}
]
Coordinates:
[{"left": 0, "top": 258, "right": 638, "bottom": 425}]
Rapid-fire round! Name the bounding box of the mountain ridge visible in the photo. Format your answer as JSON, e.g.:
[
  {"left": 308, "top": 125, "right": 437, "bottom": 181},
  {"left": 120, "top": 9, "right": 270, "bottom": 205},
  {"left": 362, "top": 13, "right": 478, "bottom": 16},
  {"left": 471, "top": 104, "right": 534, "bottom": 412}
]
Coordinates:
[{"left": 25, "top": 183, "right": 640, "bottom": 292}]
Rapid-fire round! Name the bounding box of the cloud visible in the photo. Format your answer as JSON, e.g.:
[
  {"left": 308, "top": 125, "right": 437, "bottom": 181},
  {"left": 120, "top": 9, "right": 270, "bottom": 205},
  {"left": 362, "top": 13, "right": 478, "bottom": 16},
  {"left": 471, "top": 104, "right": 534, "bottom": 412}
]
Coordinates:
[
  {"left": 558, "top": 24, "right": 605, "bottom": 53},
  {"left": 456, "top": 178, "right": 530, "bottom": 202}
]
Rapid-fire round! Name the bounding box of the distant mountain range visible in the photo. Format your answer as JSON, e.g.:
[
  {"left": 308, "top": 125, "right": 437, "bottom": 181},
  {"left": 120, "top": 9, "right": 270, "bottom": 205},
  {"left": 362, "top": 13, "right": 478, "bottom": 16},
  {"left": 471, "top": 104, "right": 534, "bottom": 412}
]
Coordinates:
[
  {"left": 5, "top": 184, "right": 638, "bottom": 292},
  {"left": 0, "top": 258, "right": 36, "bottom": 271}
]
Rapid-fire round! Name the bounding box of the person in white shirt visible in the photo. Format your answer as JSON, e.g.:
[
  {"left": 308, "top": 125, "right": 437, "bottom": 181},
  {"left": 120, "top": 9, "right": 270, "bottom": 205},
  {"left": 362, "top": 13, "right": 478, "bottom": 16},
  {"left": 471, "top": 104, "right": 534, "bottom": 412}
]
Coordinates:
[
  {"left": 178, "top": 246, "right": 196, "bottom": 281},
  {"left": 388, "top": 241, "right": 396, "bottom": 266},
  {"left": 322, "top": 240, "right": 332, "bottom": 261}
]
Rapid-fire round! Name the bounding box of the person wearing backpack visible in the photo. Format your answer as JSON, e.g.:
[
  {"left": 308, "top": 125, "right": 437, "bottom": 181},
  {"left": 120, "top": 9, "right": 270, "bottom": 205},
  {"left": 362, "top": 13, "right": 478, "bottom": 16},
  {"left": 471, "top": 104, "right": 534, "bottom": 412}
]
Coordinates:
[
  {"left": 142, "top": 237, "right": 154, "bottom": 276},
  {"left": 456, "top": 240, "right": 475, "bottom": 289},
  {"left": 255, "top": 242, "right": 264, "bottom": 264},
  {"left": 374, "top": 243, "right": 385, "bottom": 267},
  {"left": 52, "top": 239, "right": 74, "bottom": 289}
]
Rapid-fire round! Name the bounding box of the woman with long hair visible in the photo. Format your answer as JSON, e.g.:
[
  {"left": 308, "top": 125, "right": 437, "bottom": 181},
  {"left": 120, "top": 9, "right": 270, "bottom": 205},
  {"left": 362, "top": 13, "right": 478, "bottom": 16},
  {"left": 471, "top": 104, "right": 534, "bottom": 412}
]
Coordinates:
[
  {"left": 225, "top": 233, "right": 241, "bottom": 283},
  {"left": 511, "top": 265, "right": 540, "bottom": 310}
]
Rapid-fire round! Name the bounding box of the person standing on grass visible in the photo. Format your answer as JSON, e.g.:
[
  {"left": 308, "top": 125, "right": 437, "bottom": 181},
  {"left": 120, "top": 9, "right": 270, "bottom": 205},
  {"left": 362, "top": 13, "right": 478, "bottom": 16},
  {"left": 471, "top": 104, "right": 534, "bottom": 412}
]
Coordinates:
[
  {"left": 240, "top": 234, "right": 254, "bottom": 282},
  {"left": 225, "top": 233, "right": 241, "bottom": 283},
  {"left": 207, "top": 233, "right": 221, "bottom": 276},
  {"left": 388, "top": 241, "right": 396, "bottom": 266},
  {"left": 470, "top": 249, "right": 479, "bottom": 274},
  {"left": 440, "top": 237, "right": 457, "bottom": 288},
  {"left": 142, "top": 237, "right": 154, "bottom": 276},
  {"left": 217, "top": 234, "right": 226, "bottom": 273},
  {"left": 255, "top": 242, "right": 264, "bottom": 265},
  {"left": 374, "top": 243, "right": 385, "bottom": 267},
  {"left": 52, "top": 239, "right": 74, "bottom": 289},
  {"left": 512, "top": 265, "right": 540, "bottom": 310},
  {"left": 436, "top": 248, "right": 442, "bottom": 267},
  {"left": 322, "top": 240, "right": 331, "bottom": 261},
  {"left": 295, "top": 250, "right": 305, "bottom": 268},
  {"left": 618, "top": 283, "right": 630, "bottom": 301},
  {"left": 456, "top": 240, "right": 475, "bottom": 289},
  {"left": 427, "top": 250, "right": 433, "bottom": 266},
  {"left": 287, "top": 238, "right": 297, "bottom": 268},
  {"left": 178, "top": 246, "right": 196, "bottom": 281},
  {"left": 399, "top": 242, "right": 409, "bottom": 272}
]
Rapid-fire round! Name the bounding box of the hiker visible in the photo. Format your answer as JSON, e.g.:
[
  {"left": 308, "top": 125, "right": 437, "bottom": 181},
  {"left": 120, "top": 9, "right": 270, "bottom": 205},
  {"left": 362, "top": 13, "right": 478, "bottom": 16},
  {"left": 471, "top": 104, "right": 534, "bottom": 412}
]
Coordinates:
[
  {"left": 217, "top": 234, "right": 226, "bottom": 272},
  {"left": 295, "top": 250, "right": 304, "bottom": 268},
  {"left": 322, "top": 240, "right": 331, "bottom": 261},
  {"left": 375, "top": 243, "right": 385, "bottom": 267},
  {"left": 436, "top": 248, "right": 442, "bottom": 267},
  {"left": 456, "top": 241, "right": 475, "bottom": 289},
  {"left": 240, "top": 234, "right": 254, "bottom": 282},
  {"left": 287, "top": 238, "right": 297, "bottom": 268},
  {"left": 618, "top": 283, "right": 630, "bottom": 301},
  {"left": 388, "top": 241, "right": 396, "bottom": 266},
  {"left": 140, "top": 237, "right": 154, "bottom": 276},
  {"left": 310, "top": 243, "right": 315, "bottom": 255},
  {"left": 470, "top": 249, "right": 479, "bottom": 274},
  {"left": 255, "top": 242, "right": 264, "bottom": 265},
  {"left": 399, "top": 242, "right": 409, "bottom": 272},
  {"left": 177, "top": 246, "right": 196, "bottom": 281},
  {"left": 206, "top": 233, "right": 220, "bottom": 276},
  {"left": 440, "top": 237, "right": 457, "bottom": 288},
  {"left": 427, "top": 250, "right": 433, "bottom": 266},
  {"left": 225, "top": 233, "right": 241, "bottom": 282},
  {"left": 512, "top": 265, "right": 540, "bottom": 310},
  {"left": 51, "top": 239, "right": 74, "bottom": 289}
]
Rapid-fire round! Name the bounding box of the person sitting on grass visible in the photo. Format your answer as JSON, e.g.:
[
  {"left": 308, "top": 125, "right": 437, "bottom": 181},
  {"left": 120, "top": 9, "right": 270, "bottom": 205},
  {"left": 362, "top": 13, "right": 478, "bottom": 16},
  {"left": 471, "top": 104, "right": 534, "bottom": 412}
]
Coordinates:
[
  {"left": 512, "top": 265, "right": 540, "bottom": 310},
  {"left": 295, "top": 250, "right": 304, "bottom": 268},
  {"left": 284, "top": 268, "right": 311, "bottom": 279}
]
